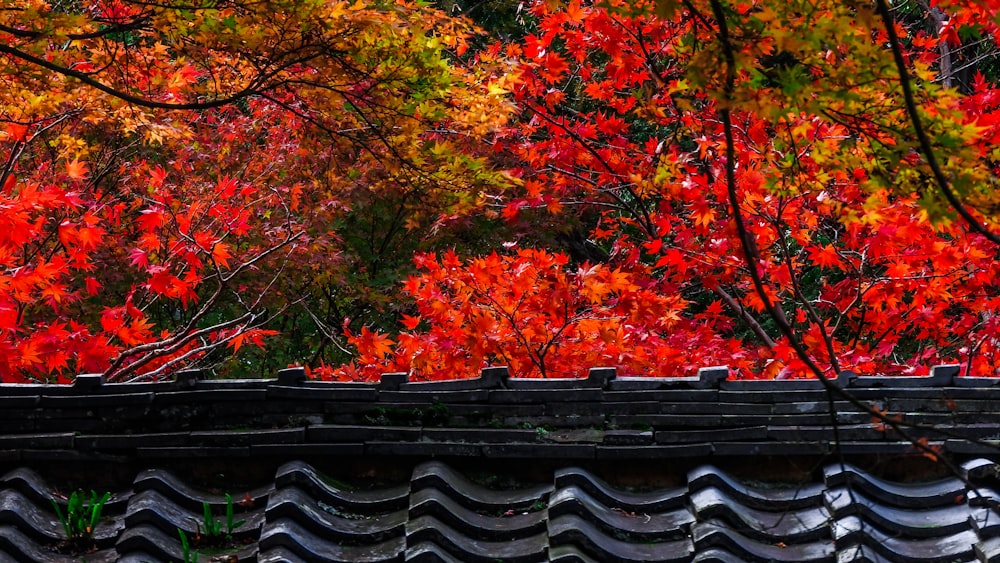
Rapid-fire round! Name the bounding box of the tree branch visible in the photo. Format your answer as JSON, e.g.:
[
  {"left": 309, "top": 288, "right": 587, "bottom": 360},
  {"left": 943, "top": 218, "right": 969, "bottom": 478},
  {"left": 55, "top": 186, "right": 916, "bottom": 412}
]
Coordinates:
[
  {"left": 874, "top": 0, "right": 1000, "bottom": 245},
  {"left": 0, "top": 42, "right": 262, "bottom": 110}
]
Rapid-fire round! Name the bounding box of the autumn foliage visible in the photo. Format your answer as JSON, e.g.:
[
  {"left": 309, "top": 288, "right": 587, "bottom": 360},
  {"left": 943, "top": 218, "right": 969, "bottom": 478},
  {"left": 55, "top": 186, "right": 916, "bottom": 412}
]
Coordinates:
[
  {"left": 3, "top": 0, "right": 1000, "bottom": 382},
  {"left": 327, "top": 0, "right": 1000, "bottom": 381},
  {"left": 0, "top": 0, "right": 510, "bottom": 381},
  {"left": 334, "top": 248, "right": 741, "bottom": 380}
]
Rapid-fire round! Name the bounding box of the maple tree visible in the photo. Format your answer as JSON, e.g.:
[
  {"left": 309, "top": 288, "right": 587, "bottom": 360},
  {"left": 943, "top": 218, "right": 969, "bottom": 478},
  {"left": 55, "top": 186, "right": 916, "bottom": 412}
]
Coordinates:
[
  {"left": 5, "top": 0, "right": 1000, "bottom": 383},
  {"left": 0, "top": 0, "right": 511, "bottom": 381},
  {"left": 334, "top": 248, "right": 740, "bottom": 380},
  {"left": 331, "top": 0, "right": 1000, "bottom": 381}
]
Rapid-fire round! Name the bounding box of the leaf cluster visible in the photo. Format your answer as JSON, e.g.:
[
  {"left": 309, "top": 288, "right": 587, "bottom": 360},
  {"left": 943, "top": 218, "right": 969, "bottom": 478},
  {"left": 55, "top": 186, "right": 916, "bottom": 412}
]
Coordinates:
[
  {"left": 200, "top": 493, "right": 246, "bottom": 541},
  {"left": 51, "top": 489, "right": 110, "bottom": 545}
]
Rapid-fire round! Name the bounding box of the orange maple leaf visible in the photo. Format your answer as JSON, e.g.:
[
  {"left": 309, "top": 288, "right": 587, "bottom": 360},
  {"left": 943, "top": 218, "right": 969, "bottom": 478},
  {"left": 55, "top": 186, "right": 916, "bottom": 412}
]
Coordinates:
[
  {"left": 212, "top": 242, "right": 232, "bottom": 268},
  {"left": 4, "top": 122, "right": 28, "bottom": 141},
  {"left": 353, "top": 326, "right": 395, "bottom": 359},
  {"left": 65, "top": 158, "right": 89, "bottom": 182},
  {"left": 401, "top": 314, "right": 421, "bottom": 330},
  {"left": 18, "top": 341, "right": 42, "bottom": 367},
  {"left": 229, "top": 329, "right": 279, "bottom": 352},
  {"left": 807, "top": 244, "right": 843, "bottom": 270}
]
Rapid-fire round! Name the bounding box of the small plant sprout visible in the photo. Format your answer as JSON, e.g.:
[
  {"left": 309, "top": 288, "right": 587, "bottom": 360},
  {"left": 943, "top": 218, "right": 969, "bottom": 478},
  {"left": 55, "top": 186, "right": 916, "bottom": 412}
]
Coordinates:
[
  {"left": 200, "top": 493, "right": 247, "bottom": 541},
  {"left": 225, "top": 493, "right": 246, "bottom": 535},
  {"left": 201, "top": 501, "right": 222, "bottom": 537},
  {"left": 179, "top": 528, "right": 199, "bottom": 563},
  {"left": 51, "top": 490, "right": 111, "bottom": 545}
]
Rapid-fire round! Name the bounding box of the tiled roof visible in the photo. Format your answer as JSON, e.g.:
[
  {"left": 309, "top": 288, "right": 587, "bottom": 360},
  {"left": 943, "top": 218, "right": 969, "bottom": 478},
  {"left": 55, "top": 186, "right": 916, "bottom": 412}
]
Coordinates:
[
  {"left": 3, "top": 457, "right": 1000, "bottom": 561},
  {"left": 0, "top": 365, "right": 998, "bottom": 460},
  {"left": 2, "top": 364, "right": 1000, "bottom": 560}
]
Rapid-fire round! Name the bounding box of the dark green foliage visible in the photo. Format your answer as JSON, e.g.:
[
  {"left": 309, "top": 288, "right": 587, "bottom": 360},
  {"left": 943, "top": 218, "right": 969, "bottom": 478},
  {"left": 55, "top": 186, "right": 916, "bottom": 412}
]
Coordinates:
[{"left": 51, "top": 490, "right": 110, "bottom": 546}]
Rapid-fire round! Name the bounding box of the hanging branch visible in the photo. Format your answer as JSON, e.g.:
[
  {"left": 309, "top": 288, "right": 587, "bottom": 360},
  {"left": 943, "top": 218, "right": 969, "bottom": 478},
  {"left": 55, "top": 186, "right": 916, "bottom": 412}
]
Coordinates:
[
  {"left": 874, "top": 0, "right": 1000, "bottom": 245},
  {"left": 704, "top": 0, "right": 999, "bottom": 477}
]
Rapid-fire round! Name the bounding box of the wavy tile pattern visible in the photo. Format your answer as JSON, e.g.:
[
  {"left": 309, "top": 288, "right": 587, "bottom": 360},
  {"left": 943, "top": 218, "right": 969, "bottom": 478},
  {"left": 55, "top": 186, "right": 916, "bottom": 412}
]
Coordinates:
[
  {"left": 0, "top": 460, "right": 997, "bottom": 561},
  {"left": 0, "top": 468, "right": 124, "bottom": 562},
  {"left": 260, "top": 460, "right": 407, "bottom": 562}
]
